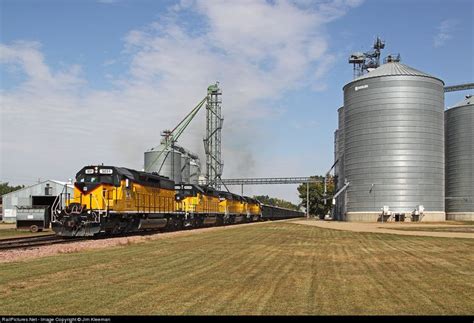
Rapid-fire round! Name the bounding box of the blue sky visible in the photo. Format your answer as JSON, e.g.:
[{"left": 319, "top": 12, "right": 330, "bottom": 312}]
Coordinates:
[{"left": 1, "top": 0, "right": 473, "bottom": 203}]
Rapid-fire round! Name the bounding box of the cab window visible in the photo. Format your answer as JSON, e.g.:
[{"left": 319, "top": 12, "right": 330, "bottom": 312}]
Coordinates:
[
  {"left": 76, "top": 174, "right": 119, "bottom": 185},
  {"left": 100, "top": 175, "right": 114, "bottom": 184},
  {"left": 77, "top": 175, "right": 99, "bottom": 183}
]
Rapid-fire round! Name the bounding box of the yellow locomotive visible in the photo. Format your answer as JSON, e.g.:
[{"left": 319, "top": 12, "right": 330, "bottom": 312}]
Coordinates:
[
  {"left": 175, "top": 184, "right": 222, "bottom": 226},
  {"left": 52, "top": 165, "right": 303, "bottom": 237},
  {"left": 52, "top": 165, "right": 177, "bottom": 236}
]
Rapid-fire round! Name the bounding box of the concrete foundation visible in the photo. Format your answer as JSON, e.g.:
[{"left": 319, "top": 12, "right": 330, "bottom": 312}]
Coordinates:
[
  {"left": 446, "top": 213, "right": 474, "bottom": 221},
  {"left": 345, "top": 211, "right": 446, "bottom": 222}
]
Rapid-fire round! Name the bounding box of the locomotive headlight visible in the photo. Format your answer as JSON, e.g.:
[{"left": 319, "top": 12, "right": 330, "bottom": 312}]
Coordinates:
[{"left": 87, "top": 210, "right": 91, "bottom": 214}]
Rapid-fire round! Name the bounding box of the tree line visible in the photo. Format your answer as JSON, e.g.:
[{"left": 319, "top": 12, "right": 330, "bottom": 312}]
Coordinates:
[
  {"left": 296, "top": 175, "right": 334, "bottom": 218},
  {"left": 0, "top": 182, "right": 25, "bottom": 196}
]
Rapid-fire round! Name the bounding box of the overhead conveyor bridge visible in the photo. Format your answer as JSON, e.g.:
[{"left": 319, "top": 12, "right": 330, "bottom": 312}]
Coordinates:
[{"left": 444, "top": 83, "right": 474, "bottom": 93}]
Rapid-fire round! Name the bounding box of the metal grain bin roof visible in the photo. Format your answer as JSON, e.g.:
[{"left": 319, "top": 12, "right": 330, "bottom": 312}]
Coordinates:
[
  {"left": 448, "top": 94, "right": 473, "bottom": 109},
  {"left": 344, "top": 62, "right": 444, "bottom": 89}
]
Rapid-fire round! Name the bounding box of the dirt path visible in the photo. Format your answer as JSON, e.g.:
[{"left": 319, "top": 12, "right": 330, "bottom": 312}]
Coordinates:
[{"left": 291, "top": 219, "right": 474, "bottom": 239}]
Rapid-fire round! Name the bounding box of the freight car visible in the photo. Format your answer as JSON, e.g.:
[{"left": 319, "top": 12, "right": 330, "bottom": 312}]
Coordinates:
[
  {"left": 52, "top": 165, "right": 298, "bottom": 237},
  {"left": 260, "top": 204, "right": 305, "bottom": 220}
]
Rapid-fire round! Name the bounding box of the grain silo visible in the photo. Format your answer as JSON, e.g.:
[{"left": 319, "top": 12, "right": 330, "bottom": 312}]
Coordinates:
[
  {"left": 181, "top": 154, "right": 191, "bottom": 184},
  {"left": 189, "top": 159, "right": 201, "bottom": 184},
  {"left": 342, "top": 61, "right": 445, "bottom": 222},
  {"left": 144, "top": 144, "right": 182, "bottom": 183},
  {"left": 445, "top": 95, "right": 473, "bottom": 220}
]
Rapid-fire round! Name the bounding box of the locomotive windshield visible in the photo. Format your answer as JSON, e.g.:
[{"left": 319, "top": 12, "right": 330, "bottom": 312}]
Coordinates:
[
  {"left": 175, "top": 184, "right": 199, "bottom": 197},
  {"left": 76, "top": 174, "right": 120, "bottom": 185}
]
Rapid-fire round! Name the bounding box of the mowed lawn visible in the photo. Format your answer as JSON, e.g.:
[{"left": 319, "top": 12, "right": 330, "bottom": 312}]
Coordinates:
[
  {"left": 0, "top": 229, "right": 53, "bottom": 240},
  {"left": 0, "top": 222, "right": 473, "bottom": 315}
]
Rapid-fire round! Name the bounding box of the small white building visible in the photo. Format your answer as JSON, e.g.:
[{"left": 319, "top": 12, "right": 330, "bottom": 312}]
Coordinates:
[{"left": 1, "top": 180, "right": 74, "bottom": 223}]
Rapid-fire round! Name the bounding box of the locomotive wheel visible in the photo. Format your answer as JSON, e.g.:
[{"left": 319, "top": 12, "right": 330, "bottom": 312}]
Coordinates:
[
  {"left": 175, "top": 219, "right": 184, "bottom": 231},
  {"left": 30, "top": 225, "right": 39, "bottom": 233}
]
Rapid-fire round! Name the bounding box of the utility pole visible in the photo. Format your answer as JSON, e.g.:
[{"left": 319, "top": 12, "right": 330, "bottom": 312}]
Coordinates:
[{"left": 306, "top": 182, "right": 309, "bottom": 218}]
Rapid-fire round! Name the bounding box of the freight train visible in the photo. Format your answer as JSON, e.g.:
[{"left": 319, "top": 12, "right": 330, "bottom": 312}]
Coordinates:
[{"left": 51, "top": 165, "right": 304, "bottom": 237}]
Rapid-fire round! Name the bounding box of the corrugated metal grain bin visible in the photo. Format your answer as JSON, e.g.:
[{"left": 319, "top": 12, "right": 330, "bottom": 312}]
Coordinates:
[
  {"left": 342, "top": 62, "right": 445, "bottom": 222},
  {"left": 181, "top": 154, "right": 191, "bottom": 184},
  {"left": 144, "top": 144, "right": 182, "bottom": 183},
  {"left": 189, "top": 159, "right": 201, "bottom": 184},
  {"left": 445, "top": 95, "right": 473, "bottom": 220}
]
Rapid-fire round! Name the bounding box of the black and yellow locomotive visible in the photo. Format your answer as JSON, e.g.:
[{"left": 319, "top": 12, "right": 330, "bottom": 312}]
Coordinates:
[
  {"left": 52, "top": 165, "right": 304, "bottom": 237},
  {"left": 52, "top": 165, "right": 177, "bottom": 236}
]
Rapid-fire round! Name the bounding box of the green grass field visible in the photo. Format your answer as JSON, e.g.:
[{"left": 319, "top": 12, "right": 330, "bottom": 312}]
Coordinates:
[
  {"left": 0, "top": 222, "right": 473, "bottom": 315},
  {"left": 0, "top": 229, "right": 53, "bottom": 240}
]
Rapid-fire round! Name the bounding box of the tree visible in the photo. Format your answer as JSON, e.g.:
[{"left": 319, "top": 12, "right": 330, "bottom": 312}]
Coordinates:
[
  {"left": 253, "top": 195, "right": 299, "bottom": 210},
  {"left": 297, "top": 175, "right": 335, "bottom": 218},
  {"left": 0, "top": 182, "right": 25, "bottom": 196}
]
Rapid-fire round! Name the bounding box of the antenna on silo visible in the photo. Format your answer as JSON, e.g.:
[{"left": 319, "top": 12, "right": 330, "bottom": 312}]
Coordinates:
[
  {"left": 348, "top": 36, "right": 386, "bottom": 78},
  {"left": 383, "top": 53, "right": 401, "bottom": 63}
]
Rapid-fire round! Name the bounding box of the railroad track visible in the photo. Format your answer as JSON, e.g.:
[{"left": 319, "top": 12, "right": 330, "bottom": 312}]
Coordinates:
[
  {"left": 0, "top": 229, "right": 172, "bottom": 251},
  {"left": 0, "top": 235, "right": 85, "bottom": 251}
]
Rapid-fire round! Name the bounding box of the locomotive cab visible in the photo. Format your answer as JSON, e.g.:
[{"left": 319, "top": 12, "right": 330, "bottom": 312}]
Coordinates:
[
  {"left": 175, "top": 184, "right": 200, "bottom": 200},
  {"left": 75, "top": 169, "right": 121, "bottom": 200}
]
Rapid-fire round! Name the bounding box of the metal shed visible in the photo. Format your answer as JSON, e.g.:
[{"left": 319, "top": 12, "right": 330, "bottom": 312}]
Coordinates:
[{"left": 1, "top": 180, "right": 74, "bottom": 224}]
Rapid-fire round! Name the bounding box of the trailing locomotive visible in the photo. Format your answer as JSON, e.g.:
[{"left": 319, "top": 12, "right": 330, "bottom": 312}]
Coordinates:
[{"left": 52, "top": 165, "right": 304, "bottom": 237}]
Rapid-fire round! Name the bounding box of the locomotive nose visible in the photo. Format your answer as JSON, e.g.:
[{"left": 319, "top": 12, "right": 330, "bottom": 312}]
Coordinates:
[
  {"left": 64, "top": 214, "right": 82, "bottom": 229},
  {"left": 66, "top": 219, "right": 79, "bottom": 228}
]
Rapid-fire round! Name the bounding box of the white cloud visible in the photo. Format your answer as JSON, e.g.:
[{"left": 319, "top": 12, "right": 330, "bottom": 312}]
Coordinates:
[
  {"left": 0, "top": 0, "right": 362, "bottom": 203},
  {"left": 434, "top": 19, "right": 458, "bottom": 48},
  {"left": 0, "top": 41, "right": 85, "bottom": 92}
]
